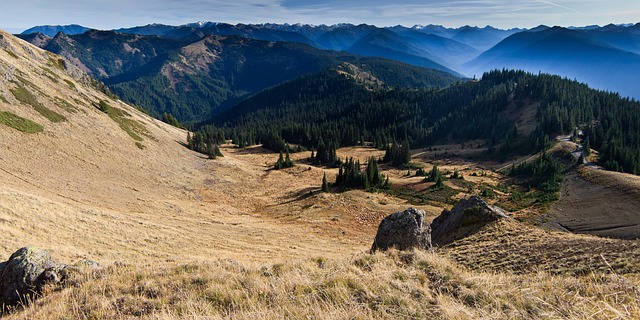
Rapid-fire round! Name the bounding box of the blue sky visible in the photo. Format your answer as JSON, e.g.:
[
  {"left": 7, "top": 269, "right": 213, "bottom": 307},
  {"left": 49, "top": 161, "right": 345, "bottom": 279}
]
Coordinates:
[{"left": 2, "top": 0, "right": 639, "bottom": 33}]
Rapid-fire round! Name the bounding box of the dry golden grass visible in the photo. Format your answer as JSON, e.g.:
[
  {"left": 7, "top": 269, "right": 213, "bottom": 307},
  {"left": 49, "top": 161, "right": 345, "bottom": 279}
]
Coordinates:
[
  {"left": 0, "top": 31, "right": 385, "bottom": 264},
  {"left": 445, "top": 219, "right": 640, "bottom": 275},
  {"left": 7, "top": 249, "right": 640, "bottom": 319}
]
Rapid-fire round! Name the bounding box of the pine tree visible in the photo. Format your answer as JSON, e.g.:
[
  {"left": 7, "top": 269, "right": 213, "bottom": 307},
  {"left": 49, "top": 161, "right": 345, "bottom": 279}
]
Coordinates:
[
  {"left": 322, "top": 172, "right": 329, "bottom": 192},
  {"left": 427, "top": 165, "right": 440, "bottom": 182},
  {"left": 207, "top": 142, "right": 216, "bottom": 159},
  {"left": 363, "top": 172, "right": 371, "bottom": 191},
  {"left": 383, "top": 176, "right": 391, "bottom": 189},
  {"left": 400, "top": 138, "right": 411, "bottom": 166},
  {"left": 284, "top": 149, "right": 294, "bottom": 167},
  {"left": 275, "top": 151, "right": 284, "bottom": 169},
  {"left": 214, "top": 144, "right": 223, "bottom": 157},
  {"left": 583, "top": 137, "right": 591, "bottom": 157},
  {"left": 434, "top": 172, "right": 444, "bottom": 188}
]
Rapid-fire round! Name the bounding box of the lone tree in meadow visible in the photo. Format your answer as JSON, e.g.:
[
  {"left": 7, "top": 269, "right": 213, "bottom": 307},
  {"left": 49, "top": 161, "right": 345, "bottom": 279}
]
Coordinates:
[{"left": 322, "top": 172, "right": 329, "bottom": 192}]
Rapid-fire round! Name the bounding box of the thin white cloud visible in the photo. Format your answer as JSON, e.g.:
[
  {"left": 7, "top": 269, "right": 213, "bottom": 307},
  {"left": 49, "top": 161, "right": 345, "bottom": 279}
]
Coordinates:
[{"left": 536, "top": 0, "right": 583, "bottom": 15}]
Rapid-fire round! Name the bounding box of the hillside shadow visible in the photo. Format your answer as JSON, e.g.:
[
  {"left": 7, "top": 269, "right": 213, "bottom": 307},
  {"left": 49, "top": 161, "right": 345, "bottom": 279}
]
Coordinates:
[
  {"left": 231, "top": 146, "right": 274, "bottom": 156},
  {"left": 176, "top": 141, "right": 219, "bottom": 159},
  {"left": 270, "top": 187, "right": 320, "bottom": 207}
]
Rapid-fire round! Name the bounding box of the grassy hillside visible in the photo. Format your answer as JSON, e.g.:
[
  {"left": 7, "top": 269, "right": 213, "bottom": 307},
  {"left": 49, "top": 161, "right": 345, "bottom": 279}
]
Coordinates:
[{"left": 3, "top": 28, "right": 640, "bottom": 319}]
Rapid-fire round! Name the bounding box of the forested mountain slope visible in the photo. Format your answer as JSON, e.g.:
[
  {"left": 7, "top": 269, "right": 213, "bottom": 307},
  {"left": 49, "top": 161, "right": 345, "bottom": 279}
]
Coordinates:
[
  {"left": 18, "top": 30, "right": 460, "bottom": 123},
  {"left": 212, "top": 69, "right": 640, "bottom": 174}
]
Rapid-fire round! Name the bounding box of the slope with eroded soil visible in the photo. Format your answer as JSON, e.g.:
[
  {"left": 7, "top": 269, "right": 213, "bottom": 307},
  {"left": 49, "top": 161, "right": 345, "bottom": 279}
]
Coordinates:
[{"left": 548, "top": 166, "right": 640, "bottom": 240}]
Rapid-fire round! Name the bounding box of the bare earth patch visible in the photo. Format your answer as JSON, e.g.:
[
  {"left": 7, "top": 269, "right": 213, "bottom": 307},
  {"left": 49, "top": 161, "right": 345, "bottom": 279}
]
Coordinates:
[{"left": 548, "top": 166, "right": 640, "bottom": 240}]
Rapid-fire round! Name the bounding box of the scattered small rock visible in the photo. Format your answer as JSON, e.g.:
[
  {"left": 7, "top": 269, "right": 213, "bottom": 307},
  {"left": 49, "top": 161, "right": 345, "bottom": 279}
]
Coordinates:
[
  {"left": 430, "top": 196, "right": 509, "bottom": 247},
  {"left": 74, "top": 259, "right": 100, "bottom": 270},
  {"left": 371, "top": 207, "right": 432, "bottom": 252}
]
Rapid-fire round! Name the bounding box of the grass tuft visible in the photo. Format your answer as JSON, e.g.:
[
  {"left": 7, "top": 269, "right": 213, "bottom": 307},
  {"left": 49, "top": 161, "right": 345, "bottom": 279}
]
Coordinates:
[
  {"left": 0, "top": 110, "right": 43, "bottom": 133},
  {"left": 63, "top": 79, "right": 76, "bottom": 90},
  {"left": 97, "top": 100, "right": 149, "bottom": 142},
  {"left": 53, "top": 97, "right": 78, "bottom": 113},
  {"left": 48, "top": 57, "right": 66, "bottom": 71},
  {"left": 10, "top": 85, "right": 66, "bottom": 123},
  {"left": 41, "top": 67, "right": 59, "bottom": 83},
  {"left": 4, "top": 49, "right": 18, "bottom": 59}
]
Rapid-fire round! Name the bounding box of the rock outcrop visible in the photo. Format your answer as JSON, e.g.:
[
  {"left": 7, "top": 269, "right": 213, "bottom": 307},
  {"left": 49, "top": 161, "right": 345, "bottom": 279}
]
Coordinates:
[
  {"left": 430, "top": 196, "right": 509, "bottom": 247},
  {"left": 371, "top": 207, "right": 432, "bottom": 252},
  {"left": 0, "top": 247, "right": 68, "bottom": 310}
]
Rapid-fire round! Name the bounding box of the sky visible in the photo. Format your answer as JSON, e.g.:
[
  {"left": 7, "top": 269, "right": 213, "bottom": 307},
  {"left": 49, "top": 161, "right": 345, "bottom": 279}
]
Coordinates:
[{"left": 1, "top": 0, "right": 639, "bottom": 33}]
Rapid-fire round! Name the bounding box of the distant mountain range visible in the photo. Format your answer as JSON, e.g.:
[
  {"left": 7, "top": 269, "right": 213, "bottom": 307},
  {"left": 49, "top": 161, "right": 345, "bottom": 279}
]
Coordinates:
[
  {"left": 18, "top": 22, "right": 522, "bottom": 76},
  {"left": 466, "top": 25, "right": 640, "bottom": 99},
  {"left": 17, "top": 28, "right": 458, "bottom": 122},
  {"left": 16, "top": 22, "right": 640, "bottom": 121},
  {"left": 21, "top": 24, "right": 90, "bottom": 37}
]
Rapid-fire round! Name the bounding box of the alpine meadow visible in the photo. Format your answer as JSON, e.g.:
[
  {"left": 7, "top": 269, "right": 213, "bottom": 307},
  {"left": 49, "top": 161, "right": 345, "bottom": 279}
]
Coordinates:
[{"left": 2, "top": 2, "right": 640, "bottom": 319}]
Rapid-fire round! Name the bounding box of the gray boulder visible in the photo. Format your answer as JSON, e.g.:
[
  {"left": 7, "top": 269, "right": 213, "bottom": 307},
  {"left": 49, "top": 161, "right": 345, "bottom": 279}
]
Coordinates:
[
  {"left": 0, "top": 247, "right": 67, "bottom": 308},
  {"left": 430, "top": 196, "right": 509, "bottom": 247},
  {"left": 371, "top": 207, "right": 432, "bottom": 252}
]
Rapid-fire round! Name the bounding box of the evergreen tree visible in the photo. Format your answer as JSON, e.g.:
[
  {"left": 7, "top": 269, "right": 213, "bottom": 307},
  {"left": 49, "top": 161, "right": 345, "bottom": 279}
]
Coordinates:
[
  {"left": 334, "top": 157, "right": 389, "bottom": 191},
  {"left": 322, "top": 172, "right": 329, "bottom": 192},
  {"left": 509, "top": 153, "right": 564, "bottom": 200},
  {"left": 399, "top": 139, "right": 411, "bottom": 166},
  {"left": 161, "top": 113, "right": 183, "bottom": 128},
  {"left": 433, "top": 173, "right": 444, "bottom": 188},
  {"left": 384, "top": 140, "right": 411, "bottom": 167},
  {"left": 583, "top": 137, "right": 591, "bottom": 157},
  {"left": 284, "top": 149, "right": 294, "bottom": 167},
  {"left": 275, "top": 151, "right": 284, "bottom": 170},
  {"left": 274, "top": 150, "right": 294, "bottom": 169},
  {"left": 208, "top": 147, "right": 217, "bottom": 160},
  {"left": 451, "top": 169, "right": 462, "bottom": 179},
  {"left": 363, "top": 172, "right": 371, "bottom": 191},
  {"left": 427, "top": 165, "right": 441, "bottom": 182},
  {"left": 186, "top": 69, "right": 640, "bottom": 177}
]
